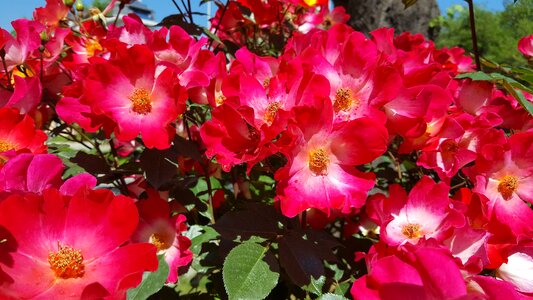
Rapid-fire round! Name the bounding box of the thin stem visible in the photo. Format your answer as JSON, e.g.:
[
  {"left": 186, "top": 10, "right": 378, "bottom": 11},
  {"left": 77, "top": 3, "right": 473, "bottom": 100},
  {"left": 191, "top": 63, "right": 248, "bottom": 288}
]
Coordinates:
[
  {"left": 40, "top": 46, "right": 44, "bottom": 83},
  {"left": 451, "top": 180, "right": 467, "bottom": 190},
  {"left": 388, "top": 151, "right": 403, "bottom": 182},
  {"left": 209, "top": 0, "right": 229, "bottom": 49},
  {"left": 171, "top": 0, "right": 186, "bottom": 17},
  {"left": 113, "top": 3, "right": 125, "bottom": 28},
  {"left": 465, "top": 0, "right": 481, "bottom": 70},
  {"left": 187, "top": 0, "right": 194, "bottom": 23},
  {"left": 300, "top": 210, "right": 307, "bottom": 229},
  {"left": 0, "top": 49, "right": 12, "bottom": 90},
  {"left": 109, "top": 139, "right": 129, "bottom": 196},
  {"left": 183, "top": 115, "right": 216, "bottom": 224}
]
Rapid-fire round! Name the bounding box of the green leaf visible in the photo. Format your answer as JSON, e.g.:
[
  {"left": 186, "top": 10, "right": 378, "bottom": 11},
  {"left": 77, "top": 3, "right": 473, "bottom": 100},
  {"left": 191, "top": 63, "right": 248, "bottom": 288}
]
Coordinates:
[
  {"left": 191, "top": 177, "right": 222, "bottom": 201},
  {"left": 188, "top": 225, "right": 219, "bottom": 255},
  {"left": 502, "top": 80, "right": 533, "bottom": 116},
  {"left": 127, "top": 255, "right": 170, "bottom": 300},
  {"left": 455, "top": 71, "right": 493, "bottom": 81},
  {"left": 302, "top": 276, "right": 325, "bottom": 296},
  {"left": 223, "top": 241, "right": 279, "bottom": 300},
  {"left": 203, "top": 27, "right": 224, "bottom": 46},
  {"left": 317, "top": 293, "right": 349, "bottom": 300},
  {"left": 455, "top": 72, "right": 533, "bottom": 116},
  {"left": 402, "top": 0, "right": 418, "bottom": 8},
  {"left": 334, "top": 282, "right": 351, "bottom": 296}
]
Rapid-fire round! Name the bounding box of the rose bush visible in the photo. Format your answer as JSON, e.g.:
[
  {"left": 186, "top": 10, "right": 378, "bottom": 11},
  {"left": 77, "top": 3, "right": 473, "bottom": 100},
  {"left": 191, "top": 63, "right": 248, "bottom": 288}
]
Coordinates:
[{"left": 0, "top": 0, "right": 532, "bottom": 299}]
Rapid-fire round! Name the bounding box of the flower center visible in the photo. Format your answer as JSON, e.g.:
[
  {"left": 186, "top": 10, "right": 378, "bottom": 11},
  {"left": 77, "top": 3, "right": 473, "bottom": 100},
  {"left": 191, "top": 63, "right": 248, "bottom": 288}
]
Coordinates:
[
  {"left": 263, "top": 78, "right": 271, "bottom": 88},
  {"left": 215, "top": 94, "right": 226, "bottom": 106},
  {"left": 0, "top": 140, "right": 14, "bottom": 153},
  {"left": 264, "top": 101, "right": 281, "bottom": 125},
  {"left": 149, "top": 233, "right": 171, "bottom": 251},
  {"left": 401, "top": 223, "right": 423, "bottom": 239},
  {"left": 129, "top": 88, "right": 152, "bottom": 115},
  {"left": 334, "top": 88, "right": 359, "bottom": 113},
  {"left": 85, "top": 39, "right": 103, "bottom": 57},
  {"left": 308, "top": 148, "right": 329, "bottom": 176},
  {"left": 441, "top": 140, "right": 458, "bottom": 154},
  {"left": 48, "top": 242, "right": 85, "bottom": 279},
  {"left": 498, "top": 175, "right": 518, "bottom": 200}
]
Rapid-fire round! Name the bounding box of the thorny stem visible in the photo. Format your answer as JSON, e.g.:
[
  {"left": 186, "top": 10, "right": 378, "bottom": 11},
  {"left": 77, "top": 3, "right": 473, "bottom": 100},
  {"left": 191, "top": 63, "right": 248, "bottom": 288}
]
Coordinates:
[{"left": 465, "top": 0, "right": 481, "bottom": 70}]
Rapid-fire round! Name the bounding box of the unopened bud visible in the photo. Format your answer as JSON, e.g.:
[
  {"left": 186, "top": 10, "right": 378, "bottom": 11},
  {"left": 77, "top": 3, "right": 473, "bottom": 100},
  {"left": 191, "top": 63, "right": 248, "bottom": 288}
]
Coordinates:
[
  {"left": 75, "top": 1, "right": 84, "bottom": 12},
  {"left": 63, "top": 0, "right": 74, "bottom": 6}
]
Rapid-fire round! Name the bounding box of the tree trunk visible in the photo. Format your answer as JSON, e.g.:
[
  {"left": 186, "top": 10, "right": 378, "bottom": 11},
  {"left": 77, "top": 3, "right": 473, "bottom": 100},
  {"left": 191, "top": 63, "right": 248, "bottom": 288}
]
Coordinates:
[{"left": 332, "top": 0, "right": 440, "bottom": 39}]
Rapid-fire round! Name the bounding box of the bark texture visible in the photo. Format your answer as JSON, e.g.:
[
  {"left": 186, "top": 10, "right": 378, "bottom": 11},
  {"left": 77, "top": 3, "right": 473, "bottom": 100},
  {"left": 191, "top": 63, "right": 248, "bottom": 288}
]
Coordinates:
[{"left": 332, "top": 0, "right": 440, "bottom": 38}]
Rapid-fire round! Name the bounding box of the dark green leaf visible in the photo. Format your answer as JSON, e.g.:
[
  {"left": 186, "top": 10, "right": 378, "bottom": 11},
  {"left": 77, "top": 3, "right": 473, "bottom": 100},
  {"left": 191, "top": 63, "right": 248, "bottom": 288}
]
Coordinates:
[
  {"left": 70, "top": 152, "right": 110, "bottom": 174},
  {"left": 139, "top": 148, "right": 178, "bottom": 189},
  {"left": 213, "top": 202, "right": 290, "bottom": 240}
]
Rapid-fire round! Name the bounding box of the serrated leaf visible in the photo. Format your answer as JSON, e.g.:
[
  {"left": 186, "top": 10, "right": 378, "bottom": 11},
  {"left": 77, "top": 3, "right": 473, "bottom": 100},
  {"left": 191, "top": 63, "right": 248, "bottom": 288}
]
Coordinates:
[
  {"left": 302, "top": 276, "right": 326, "bottom": 296},
  {"left": 70, "top": 151, "right": 110, "bottom": 174},
  {"left": 139, "top": 148, "right": 178, "bottom": 189},
  {"left": 325, "top": 262, "right": 344, "bottom": 281},
  {"left": 188, "top": 225, "right": 219, "bottom": 255},
  {"left": 402, "top": 0, "right": 417, "bottom": 8},
  {"left": 223, "top": 241, "right": 279, "bottom": 300},
  {"left": 173, "top": 135, "right": 203, "bottom": 162},
  {"left": 317, "top": 293, "right": 349, "bottom": 300},
  {"left": 213, "top": 202, "right": 290, "bottom": 240},
  {"left": 334, "top": 282, "right": 351, "bottom": 296},
  {"left": 127, "top": 255, "right": 170, "bottom": 300}
]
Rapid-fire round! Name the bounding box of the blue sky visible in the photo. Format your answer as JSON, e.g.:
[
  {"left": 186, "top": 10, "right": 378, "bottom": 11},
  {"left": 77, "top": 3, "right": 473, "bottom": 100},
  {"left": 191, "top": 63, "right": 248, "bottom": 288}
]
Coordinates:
[{"left": 0, "top": 0, "right": 506, "bottom": 30}]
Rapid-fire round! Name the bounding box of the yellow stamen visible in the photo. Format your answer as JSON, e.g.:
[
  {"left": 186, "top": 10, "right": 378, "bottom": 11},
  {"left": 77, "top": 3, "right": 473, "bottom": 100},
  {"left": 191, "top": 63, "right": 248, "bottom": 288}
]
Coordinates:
[
  {"left": 264, "top": 102, "right": 281, "bottom": 125},
  {"left": 401, "top": 223, "right": 423, "bottom": 239},
  {"left": 334, "top": 88, "right": 360, "bottom": 113},
  {"left": 308, "top": 148, "right": 330, "bottom": 176},
  {"left": 48, "top": 242, "right": 85, "bottom": 279},
  {"left": 149, "top": 233, "right": 171, "bottom": 251},
  {"left": 85, "top": 39, "right": 103, "bottom": 57},
  {"left": 215, "top": 94, "right": 226, "bottom": 106},
  {"left": 0, "top": 140, "right": 14, "bottom": 153},
  {"left": 129, "top": 88, "right": 152, "bottom": 115},
  {"left": 498, "top": 175, "right": 518, "bottom": 200}
]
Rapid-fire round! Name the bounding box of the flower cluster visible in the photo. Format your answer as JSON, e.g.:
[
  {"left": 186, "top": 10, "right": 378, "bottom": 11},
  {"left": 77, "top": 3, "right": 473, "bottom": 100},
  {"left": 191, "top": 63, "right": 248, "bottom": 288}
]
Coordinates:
[{"left": 1, "top": 0, "right": 533, "bottom": 298}]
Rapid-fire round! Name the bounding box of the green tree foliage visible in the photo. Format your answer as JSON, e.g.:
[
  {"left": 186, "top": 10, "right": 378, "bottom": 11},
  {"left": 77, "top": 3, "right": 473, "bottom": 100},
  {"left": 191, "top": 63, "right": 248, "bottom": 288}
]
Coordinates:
[
  {"left": 434, "top": 0, "right": 533, "bottom": 66},
  {"left": 92, "top": 0, "right": 110, "bottom": 11}
]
